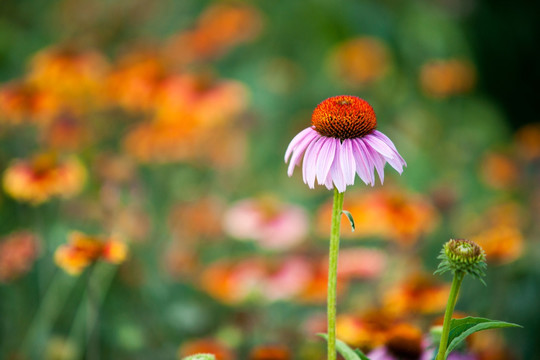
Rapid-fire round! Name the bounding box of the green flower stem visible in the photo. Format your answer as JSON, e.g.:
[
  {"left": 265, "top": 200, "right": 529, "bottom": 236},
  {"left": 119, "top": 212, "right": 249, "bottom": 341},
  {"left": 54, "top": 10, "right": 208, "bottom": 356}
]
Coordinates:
[
  {"left": 436, "top": 271, "right": 465, "bottom": 360},
  {"left": 327, "top": 188, "right": 344, "bottom": 360}
]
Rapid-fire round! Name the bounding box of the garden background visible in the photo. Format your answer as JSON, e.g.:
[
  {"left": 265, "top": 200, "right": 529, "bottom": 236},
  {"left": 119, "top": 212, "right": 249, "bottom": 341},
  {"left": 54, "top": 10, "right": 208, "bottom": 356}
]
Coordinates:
[{"left": 0, "top": 0, "right": 539, "bottom": 359}]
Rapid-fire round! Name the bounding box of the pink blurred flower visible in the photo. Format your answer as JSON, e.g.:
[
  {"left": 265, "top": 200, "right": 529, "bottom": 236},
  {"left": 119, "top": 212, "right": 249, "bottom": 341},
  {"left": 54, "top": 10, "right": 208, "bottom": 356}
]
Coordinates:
[
  {"left": 223, "top": 197, "right": 309, "bottom": 251},
  {"left": 323, "top": 247, "right": 386, "bottom": 280},
  {"left": 0, "top": 231, "right": 40, "bottom": 282},
  {"left": 285, "top": 95, "right": 405, "bottom": 192}
]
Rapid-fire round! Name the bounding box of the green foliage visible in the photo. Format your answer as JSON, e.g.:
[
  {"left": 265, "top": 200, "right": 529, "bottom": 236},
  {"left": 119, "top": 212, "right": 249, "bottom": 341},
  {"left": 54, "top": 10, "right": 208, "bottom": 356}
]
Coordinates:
[
  {"left": 342, "top": 210, "right": 355, "bottom": 232},
  {"left": 318, "top": 334, "right": 370, "bottom": 360},
  {"left": 444, "top": 317, "right": 522, "bottom": 359}
]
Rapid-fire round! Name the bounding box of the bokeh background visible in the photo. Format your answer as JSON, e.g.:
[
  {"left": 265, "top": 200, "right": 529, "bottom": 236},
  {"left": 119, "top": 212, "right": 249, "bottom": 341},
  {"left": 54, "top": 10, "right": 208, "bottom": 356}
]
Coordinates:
[{"left": 0, "top": 0, "right": 539, "bottom": 359}]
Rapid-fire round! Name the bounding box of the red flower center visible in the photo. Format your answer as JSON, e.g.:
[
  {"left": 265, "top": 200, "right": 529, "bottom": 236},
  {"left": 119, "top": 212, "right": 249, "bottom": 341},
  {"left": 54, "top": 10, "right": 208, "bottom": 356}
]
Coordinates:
[{"left": 311, "top": 95, "right": 377, "bottom": 139}]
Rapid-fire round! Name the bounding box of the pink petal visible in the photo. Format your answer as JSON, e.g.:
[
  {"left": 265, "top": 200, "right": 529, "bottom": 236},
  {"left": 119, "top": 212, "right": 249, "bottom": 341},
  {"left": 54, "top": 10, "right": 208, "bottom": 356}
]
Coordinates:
[
  {"left": 364, "top": 134, "right": 395, "bottom": 159},
  {"left": 372, "top": 130, "right": 398, "bottom": 151},
  {"left": 371, "top": 131, "right": 407, "bottom": 173},
  {"left": 287, "top": 130, "right": 320, "bottom": 177},
  {"left": 316, "top": 137, "right": 337, "bottom": 185},
  {"left": 284, "top": 127, "right": 316, "bottom": 162},
  {"left": 355, "top": 139, "right": 376, "bottom": 185},
  {"left": 340, "top": 139, "right": 356, "bottom": 185},
  {"left": 328, "top": 147, "right": 346, "bottom": 192},
  {"left": 302, "top": 137, "right": 323, "bottom": 188},
  {"left": 351, "top": 138, "right": 373, "bottom": 186}
]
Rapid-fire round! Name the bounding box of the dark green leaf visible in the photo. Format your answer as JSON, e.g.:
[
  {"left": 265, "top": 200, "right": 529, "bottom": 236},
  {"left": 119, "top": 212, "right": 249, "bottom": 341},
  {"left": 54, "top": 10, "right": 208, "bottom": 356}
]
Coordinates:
[
  {"left": 342, "top": 210, "right": 355, "bottom": 232},
  {"left": 445, "top": 317, "right": 522, "bottom": 358}
]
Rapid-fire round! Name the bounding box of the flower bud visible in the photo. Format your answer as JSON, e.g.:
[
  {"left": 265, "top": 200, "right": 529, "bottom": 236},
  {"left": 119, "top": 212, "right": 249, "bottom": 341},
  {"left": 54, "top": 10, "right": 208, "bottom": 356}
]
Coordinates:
[{"left": 435, "top": 239, "right": 487, "bottom": 282}]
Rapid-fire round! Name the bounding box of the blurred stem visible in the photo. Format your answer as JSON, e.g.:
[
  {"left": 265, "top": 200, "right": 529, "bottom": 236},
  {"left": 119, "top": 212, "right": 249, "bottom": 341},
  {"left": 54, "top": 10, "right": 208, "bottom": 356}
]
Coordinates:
[
  {"left": 436, "top": 271, "right": 464, "bottom": 360},
  {"left": 87, "top": 265, "right": 99, "bottom": 360},
  {"left": 327, "top": 188, "right": 344, "bottom": 360}
]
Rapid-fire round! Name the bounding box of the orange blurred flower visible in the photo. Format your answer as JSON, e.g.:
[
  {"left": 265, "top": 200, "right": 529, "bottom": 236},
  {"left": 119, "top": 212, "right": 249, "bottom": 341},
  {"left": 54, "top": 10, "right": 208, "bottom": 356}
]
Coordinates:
[
  {"left": 178, "top": 338, "right": 234, "bottom": 360},
  {"left": 0, "top": 81, "right": 60, "bottom": 124},
  {"left": 249, "top": 345, "right": 291, "bottom": 360},
  {"left": 328, "top": 37, "right": 390, "bottom": 87},
  {"left": 154, "top": 73, "right": 248, "bottom": 128},
  {"left": 200, "top": 257, "right": 313, "bottom": 304},
  {"left": 169, "top": 196, "right": 225, "bottom": 242},
  {"left": 471, "top": 225, "right": 524, "bottom": 265},
  {"left": 123, "top": 73, "right": 249, "bottom": 165},
  {"left": 0, "top": 231, "right": 40, "bottom": 283},
  {"left": 223, "top": 197, "right": 309, "bottom": 251},
  {"left": 27, "top": 46, "right": 109, "bottom": 109},
  {"left": 420, "top": 59, "right": 476, "bottom": 98},
  {"left": 336, "top": 309, "right": 399, "bottom": 351},
  {"left": 462, "top": 202, "right": 525, "bottom": 265},
  {"left": 106, "top": 50, "right": 166, "bottom": 112},
  {"left": 3, "top": 153, "right": 86, "bottom": 205},
  {"left": 383, "top": 272, "right": 450, "bottom": 316},
  {"left": 514, "top": 123, "right": 540, "bottom": 160},
  {"left": 479, "top": 152, "right": 519, "bottom": 189},
  {"left": 54, "top": 231, "right": 128, "bottom": 275},
  {"left": 42, "top": 112, "right": 89, "bottom": 151},
  {"left": 316, "top": 188, "right": 438, "bottom": 246},
  {"left": 166, "top": 3, "right": 263, "bottom": 64}
]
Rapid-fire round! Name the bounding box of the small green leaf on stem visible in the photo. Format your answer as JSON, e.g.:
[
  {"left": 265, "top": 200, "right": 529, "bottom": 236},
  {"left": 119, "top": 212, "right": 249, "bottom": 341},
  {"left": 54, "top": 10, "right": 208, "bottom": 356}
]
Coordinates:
[
  {"left": 318, "top": 333, "right": 370, "bottom": 360},
  {"left": 444, "top": 317, "right": 522, "bottom": 358},
  {"left": 342, "top": 210, "right": 355, "bottom": 232}
]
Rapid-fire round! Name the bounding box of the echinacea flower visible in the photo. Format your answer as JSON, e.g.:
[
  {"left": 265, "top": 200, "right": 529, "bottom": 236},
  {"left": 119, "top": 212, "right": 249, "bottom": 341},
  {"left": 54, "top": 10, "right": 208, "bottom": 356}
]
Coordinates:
[{"left": 285, "top": 95, "right": 405, "bottom": 192}]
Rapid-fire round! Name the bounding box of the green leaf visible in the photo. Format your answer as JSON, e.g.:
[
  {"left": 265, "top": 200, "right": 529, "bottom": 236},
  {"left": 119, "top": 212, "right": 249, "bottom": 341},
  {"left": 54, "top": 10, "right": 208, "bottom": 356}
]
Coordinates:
[
  {"left": 444, "top": 317, "right": 522, "bottom": 358},
  {"left": 317, "top": 333, "right": 370, "bottom": 360},
  {"left": 342, "top": 210, "right": 355, "bottom": 232},
  {"left": 182, "top": 354, "right": 216, "bottom": 360}
]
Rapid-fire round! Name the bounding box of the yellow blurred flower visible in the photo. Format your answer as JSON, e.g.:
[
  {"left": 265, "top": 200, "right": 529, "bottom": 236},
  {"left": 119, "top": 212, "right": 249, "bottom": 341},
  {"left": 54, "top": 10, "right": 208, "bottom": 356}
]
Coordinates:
[
  {"left": 420, "top": 59, "right": 476, "bottom": 98},
  {"left": 3, "top": 153, "right": 86, "bottom": 205},
  {"left": 54, "top": 231, "right": 128, "bottom": 275},
  {"left": 328, "top": 37, "right": 390, "bottom": 87}
]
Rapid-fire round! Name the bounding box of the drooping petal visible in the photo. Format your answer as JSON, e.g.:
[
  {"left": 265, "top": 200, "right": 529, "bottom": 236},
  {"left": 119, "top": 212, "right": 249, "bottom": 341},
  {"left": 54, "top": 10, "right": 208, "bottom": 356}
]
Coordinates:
[
  {"left": 367, "top": 144, "right": 386, "bottom": 184},
  {"left": 371, "top": 130, "right": 407, "bottom": 173},
  {"left": 302, "top": 137, "right": 323, "bottom": 188},
  {"left": 287, "top": 130, "right": 320, "bottom": 176},
  {"left": 364, "top": 133, "right": 395, "bottom": 159},
  {"left": 351, "top": 138, "right": 373, "bottom": 186},
  {"left": 372, "top": 130, "right": 398, "bottom": 151},
  {"left": 284, "top": 127, "right": 316, "bottom": 162},
  {"left": 355, "top": 139, "right": 376, "bottom": 185},
  {"left": 340, "top": 139, "right": 356, "bottom": 185},
  {"left": 316, "top": 137, "right": 337, "bottom": 185},
  {"left": 327, "top": 147, "right": 346, "bottom": 192}
]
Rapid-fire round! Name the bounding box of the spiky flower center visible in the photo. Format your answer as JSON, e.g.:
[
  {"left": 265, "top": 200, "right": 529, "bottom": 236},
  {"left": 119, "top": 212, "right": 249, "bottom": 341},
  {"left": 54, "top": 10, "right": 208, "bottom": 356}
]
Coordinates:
[
  {"left": 311, "top": 95, "right": 377, "bottom": 140},
  {"left": 445, "top": 239, "right": 484, "bottom": 265}
]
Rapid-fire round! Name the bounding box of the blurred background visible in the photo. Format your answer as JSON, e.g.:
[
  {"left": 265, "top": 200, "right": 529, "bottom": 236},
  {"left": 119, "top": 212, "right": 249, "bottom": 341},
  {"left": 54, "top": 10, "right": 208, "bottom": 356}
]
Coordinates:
[{"left": 0, "top": 0, "right": 539, "bottom": 359}]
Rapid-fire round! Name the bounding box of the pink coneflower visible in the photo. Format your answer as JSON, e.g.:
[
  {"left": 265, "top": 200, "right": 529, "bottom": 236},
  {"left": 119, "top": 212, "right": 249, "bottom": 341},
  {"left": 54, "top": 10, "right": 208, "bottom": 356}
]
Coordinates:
[{"left": 285, "top": 95, "right": 405, "bottom": 192}]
